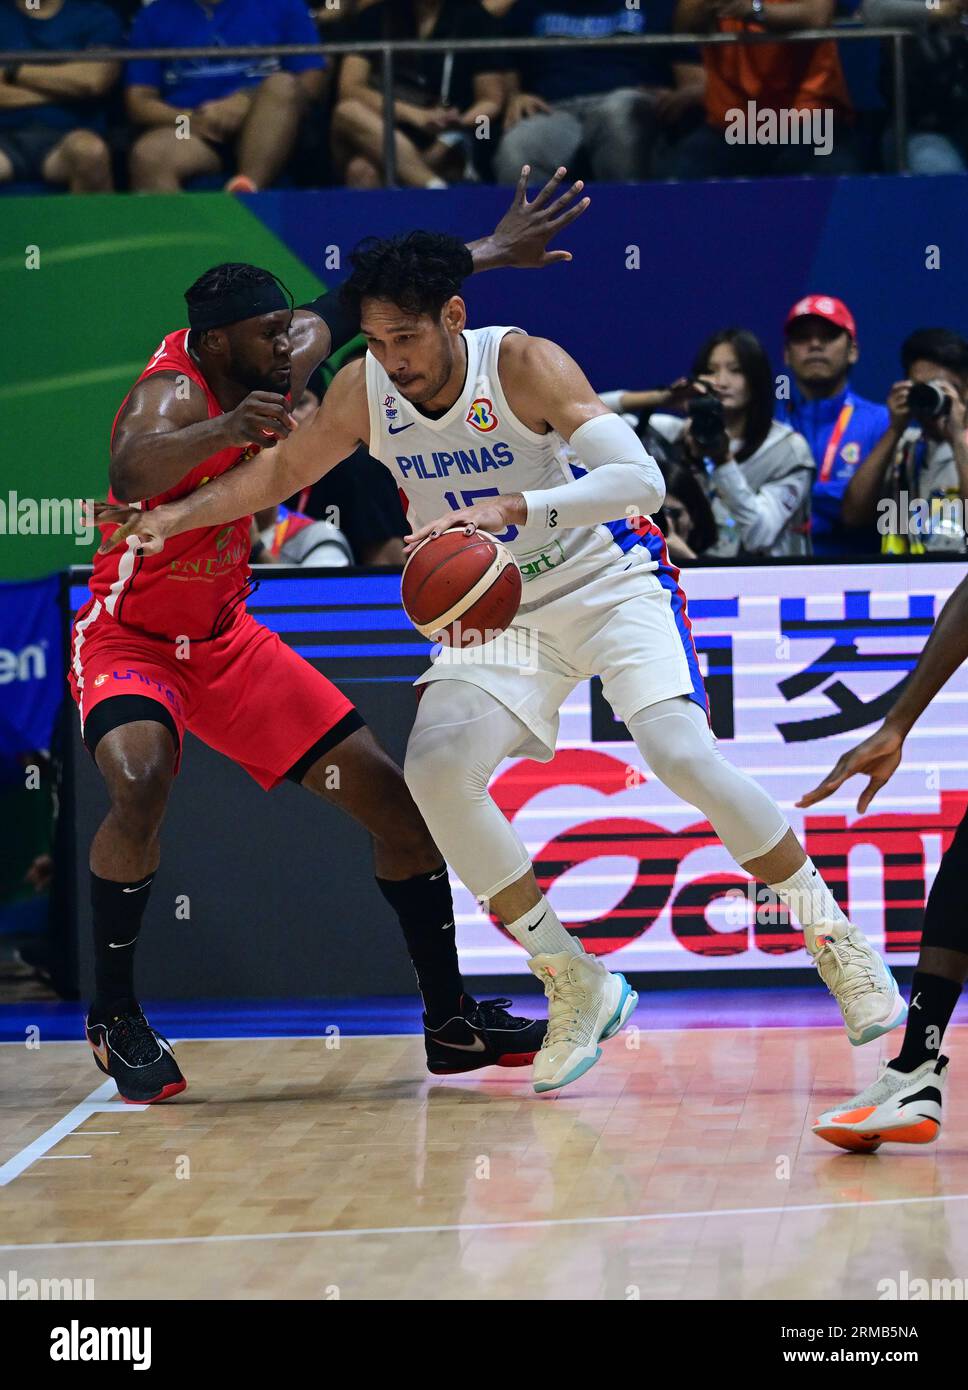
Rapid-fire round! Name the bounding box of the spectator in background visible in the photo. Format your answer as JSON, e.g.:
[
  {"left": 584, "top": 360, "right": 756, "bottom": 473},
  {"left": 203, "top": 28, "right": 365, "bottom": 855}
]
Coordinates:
[
  {"left": 654, "top": 460, "right": 720, "bottom": 562},
  {"left": 842, "top": 328, "right": 968, "bottom": 553},
  {"left": 252, "top": 376, "right": 356, "bottom": 566},
  {"left": 331, "top": 0, "right": 506, "bottom": 189},
  {"left": 585, "top": 389, "right": 718, "bottom": 559},
  {"left": 493, "top": 0, "right": 705, "bottom": 185},
  {"left": 601, "top": 329, "right": 815, "bottom": 557},
  {"left": 250, "top": 503, "right": 354, "bottom": 566},
  {"left": 126, "top": 0, "right": 327, "bottom": 192},
  {"left": 674, "top": 0, "right": 860, "bottom": 177},
  {"left": 286, "top": 383, "right": 408, "bottom": 564},
  {"left": 313, "top": 0, "right": 363, "bottom": 22},
  {"left": 863, "top": 0, "right": 968, "bottom": 173},
  {"left": 782, "top": 294, "right": 888, "bottom": 556},
  {"left": 0, "top": 0, "right": 121, "bottom": 193},
  {"left": 835, "top": 0, "right": 886, "bottom": 171}
]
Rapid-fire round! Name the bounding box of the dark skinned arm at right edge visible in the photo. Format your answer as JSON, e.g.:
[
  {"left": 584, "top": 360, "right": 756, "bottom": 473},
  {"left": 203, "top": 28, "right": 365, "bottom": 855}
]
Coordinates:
[{"left": 798, "top": 572, "right": 968, "bottom": 812}]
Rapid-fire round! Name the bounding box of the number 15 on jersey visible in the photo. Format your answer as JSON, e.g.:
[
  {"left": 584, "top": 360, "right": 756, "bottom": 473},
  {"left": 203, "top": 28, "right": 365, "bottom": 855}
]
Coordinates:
[{"left": 442, "top": 488, "right": 519, "bottom": 543}]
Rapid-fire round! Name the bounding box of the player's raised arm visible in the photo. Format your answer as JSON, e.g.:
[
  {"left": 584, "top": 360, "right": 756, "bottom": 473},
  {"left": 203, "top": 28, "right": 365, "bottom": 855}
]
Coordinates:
[
  {"left": 798, "top": 571, "right": 968, "bottom": 812},
  {"left": 280, "top": 167, "right": 589, "bottom": 408},
  {"left": 291, "top": 165, "right": 588, "bottom": 390},
  {"left": 405, "top": 336, "right": 666, "bottom": 548},
  {"left": 96, "top": 360, "right": 370, "bottom": 556},
  {"left": 467, "top": 166, "right": 590, "bottom": 271}
]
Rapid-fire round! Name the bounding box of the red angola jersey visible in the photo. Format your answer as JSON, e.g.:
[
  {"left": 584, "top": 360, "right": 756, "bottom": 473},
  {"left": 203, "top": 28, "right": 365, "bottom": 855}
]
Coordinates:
[
  {"left": 87, "top": 329, "right": 265, "bottom": 642},
  {"left": 69, "top": 329, "right": 362, "bottom": 791}
]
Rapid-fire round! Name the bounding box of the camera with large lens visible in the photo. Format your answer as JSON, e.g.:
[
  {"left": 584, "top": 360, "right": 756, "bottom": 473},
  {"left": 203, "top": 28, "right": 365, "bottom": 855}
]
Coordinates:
[
  {"left": 907, "top": 381, "right": 951, "bottom": 422},
  {"left": 687, "top": 392, "right": 727, "bottom": 451}
]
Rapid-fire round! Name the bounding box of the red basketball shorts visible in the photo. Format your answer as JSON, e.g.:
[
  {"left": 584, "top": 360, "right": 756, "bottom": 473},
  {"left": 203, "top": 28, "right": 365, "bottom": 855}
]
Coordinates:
[{"left": 68, "top": 601, "right": 360, "bottom": 790}]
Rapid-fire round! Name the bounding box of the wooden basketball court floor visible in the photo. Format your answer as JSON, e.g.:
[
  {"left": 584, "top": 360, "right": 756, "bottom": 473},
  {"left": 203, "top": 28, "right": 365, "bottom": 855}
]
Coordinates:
[{"left": 1, "top": 1020, "right": 965, "bottom": 1301}]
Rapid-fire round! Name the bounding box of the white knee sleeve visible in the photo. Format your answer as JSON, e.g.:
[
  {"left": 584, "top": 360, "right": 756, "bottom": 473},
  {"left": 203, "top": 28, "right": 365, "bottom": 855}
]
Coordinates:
[
  {"left": 627, "top": 697, "right": 788, "bottom": 865},
  {"left": 404, "top": 682, "right": 533, "bottom": 900}
]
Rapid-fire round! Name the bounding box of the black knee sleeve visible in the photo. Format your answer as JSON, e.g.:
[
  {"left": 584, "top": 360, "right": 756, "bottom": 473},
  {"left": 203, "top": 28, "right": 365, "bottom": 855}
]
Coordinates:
[
  {"left": 920, "top": 807, "right": 968, "bottom": 952},
  {"left": 83, "top": 695, "right": 179, "bottom": 760}
]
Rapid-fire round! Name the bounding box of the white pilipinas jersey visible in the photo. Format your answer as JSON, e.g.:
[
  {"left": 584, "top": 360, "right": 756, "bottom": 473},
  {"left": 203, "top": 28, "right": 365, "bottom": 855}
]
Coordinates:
[{"left": 364, "top": 326, "right": 662, "bottom": 607}]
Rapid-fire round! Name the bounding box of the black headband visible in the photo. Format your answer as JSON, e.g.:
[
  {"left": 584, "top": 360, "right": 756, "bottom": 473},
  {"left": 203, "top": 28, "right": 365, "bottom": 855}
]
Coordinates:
[{"left": 187, "top": 280, "right": 291, "bottom": 333}]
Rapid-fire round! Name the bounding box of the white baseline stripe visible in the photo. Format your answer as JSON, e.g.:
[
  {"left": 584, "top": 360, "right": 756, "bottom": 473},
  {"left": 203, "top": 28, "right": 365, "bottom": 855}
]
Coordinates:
[
  {"left": 0, "top": 1085, "right": 144, "bottom": 1186},
  {"left": 0, "top": 1022, "right": 865, "bottom": 1050},
  {"left": 4, "top": 1190, "right": 968, "bottom": 1254},
  {"left": 0, "top": 1023, "right": 865, "bottom": 1184},
  {"left": 0, "top": 1032, "right": 419, "bottom": 1047}
]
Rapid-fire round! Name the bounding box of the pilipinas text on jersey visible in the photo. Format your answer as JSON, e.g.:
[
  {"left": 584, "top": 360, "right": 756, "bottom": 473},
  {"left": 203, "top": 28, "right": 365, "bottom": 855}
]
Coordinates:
[{"left": 364, "top": 326, "right": 672, "bottom": 604}]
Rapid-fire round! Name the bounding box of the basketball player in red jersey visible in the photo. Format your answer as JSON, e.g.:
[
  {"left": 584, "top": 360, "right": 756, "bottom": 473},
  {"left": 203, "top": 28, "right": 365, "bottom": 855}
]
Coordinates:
[{"left": 73, "top": 170, "right": 588, "bottom": 1102}]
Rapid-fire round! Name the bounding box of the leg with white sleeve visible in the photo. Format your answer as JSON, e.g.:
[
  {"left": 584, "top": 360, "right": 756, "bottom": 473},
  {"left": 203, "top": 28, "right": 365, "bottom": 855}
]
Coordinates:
[
  {"left": 625, "top": 696, "right": 906, "bottom": 1045},
  {"left": 404, "top": 680, "right": 637, "bottom": 1092}
]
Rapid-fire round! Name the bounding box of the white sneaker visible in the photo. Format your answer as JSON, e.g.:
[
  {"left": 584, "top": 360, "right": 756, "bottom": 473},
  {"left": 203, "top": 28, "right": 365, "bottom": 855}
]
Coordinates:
[
  {"left": 810, "top": 922, "right": 907, "bottom": 1045},
  {"left": 813, "top": 1055, "right": 947, "bottom": 1152},
  {"left": 528, "top": 951, "right": 637, "bottom": 1094}
]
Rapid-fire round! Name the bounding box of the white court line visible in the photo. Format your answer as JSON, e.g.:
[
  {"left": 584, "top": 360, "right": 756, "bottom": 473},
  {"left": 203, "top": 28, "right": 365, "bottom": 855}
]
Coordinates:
[
  {"left": 0, "top": 1021, "right": 920, "bottom": 1187},
  {"left": 0, "top": 1024, "right": 861, "bottom": 1050},
  {"left": 0, "top": 1033, "right": 419, "bottom": 1047},
  {"left": 0, "top": 1084, "right": 144, "bottom": 1187},
  {"left": 38, "top": 1155, "right": 91, "bottom": 1161},
  {"left": 0, "top": 1022, "right": 914, "bottom": 1056},
  {"left": 3, "top": 1189, "right": 968, "bottom": 1254}
]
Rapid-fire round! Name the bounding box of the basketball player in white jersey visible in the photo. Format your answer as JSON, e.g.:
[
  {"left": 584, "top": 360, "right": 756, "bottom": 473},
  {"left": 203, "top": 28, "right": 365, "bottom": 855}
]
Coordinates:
[{"left": 99, "top": 231, "right": 906, "bottom": 1094}]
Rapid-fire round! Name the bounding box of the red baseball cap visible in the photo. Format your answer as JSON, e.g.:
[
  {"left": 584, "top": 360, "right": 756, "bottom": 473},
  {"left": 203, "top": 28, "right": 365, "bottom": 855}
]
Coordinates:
[{"left": 785, "top": 294, "right": 857, "bottom": 340}]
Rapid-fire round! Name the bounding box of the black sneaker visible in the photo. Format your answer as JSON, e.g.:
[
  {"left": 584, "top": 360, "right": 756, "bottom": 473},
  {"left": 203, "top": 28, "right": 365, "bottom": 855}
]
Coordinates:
[
  {"left": 424, "top": 995, "right": 546, "bottom": 1075},
  {"left": 85, "top": 1006, "right": 187, "bottom": 1104}
]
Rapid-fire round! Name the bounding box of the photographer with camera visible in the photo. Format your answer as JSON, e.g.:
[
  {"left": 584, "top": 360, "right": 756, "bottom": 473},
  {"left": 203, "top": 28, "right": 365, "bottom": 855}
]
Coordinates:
[
  {"left": 841, "top": 328, "right": 968, "bottom": 554},
  {"left": 601, "top": 328, "right": 814, "bottom": 559},
  {"left": 652, "top": 461, "right": 719, "bottom": 563}
]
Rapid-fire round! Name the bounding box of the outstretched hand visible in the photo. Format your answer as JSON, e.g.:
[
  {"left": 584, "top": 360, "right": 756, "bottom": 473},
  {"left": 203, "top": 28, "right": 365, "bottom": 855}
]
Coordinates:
[
  {"left": 489, "top": 166, "right": 590, "bottom": 268},
  {"left": 796, "top": 724, "right": 906, "bottom": 814},
  {"left": 87, "top": 501, "right": 172, "bottom": 557}
]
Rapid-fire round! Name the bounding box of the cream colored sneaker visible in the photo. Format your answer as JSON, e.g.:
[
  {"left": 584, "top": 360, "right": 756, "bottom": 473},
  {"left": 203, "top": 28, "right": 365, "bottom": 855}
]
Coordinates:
[
  {"left": 528, "top": 951, "right": 637, "bottom": 1094},
  {"left": 810, "top": 922, "right": 907, "bottom": 1045}
]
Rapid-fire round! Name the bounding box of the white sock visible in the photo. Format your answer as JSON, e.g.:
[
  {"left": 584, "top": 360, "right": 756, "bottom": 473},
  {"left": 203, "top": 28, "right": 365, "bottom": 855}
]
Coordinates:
[
  {"left": 503, "top": 896, "right": 582, "bottom": 959},
  {"left": 770, "top": 857, "right": 851, "bottom": 954},
  {"left": 425, "top": 177, "right": 447, "bottom": 189}
]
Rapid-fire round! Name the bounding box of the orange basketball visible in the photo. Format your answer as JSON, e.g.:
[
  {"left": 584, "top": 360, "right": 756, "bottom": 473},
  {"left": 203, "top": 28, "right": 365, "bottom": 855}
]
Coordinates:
[{"left": 401, "top": 528, "right": 522, "bottom": 648}]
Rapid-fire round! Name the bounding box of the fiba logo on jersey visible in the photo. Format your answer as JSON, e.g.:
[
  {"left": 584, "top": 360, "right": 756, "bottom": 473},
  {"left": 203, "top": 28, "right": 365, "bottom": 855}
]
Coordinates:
[{"left": 466, "top": 398, "right": 498, "bottom": 433}]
